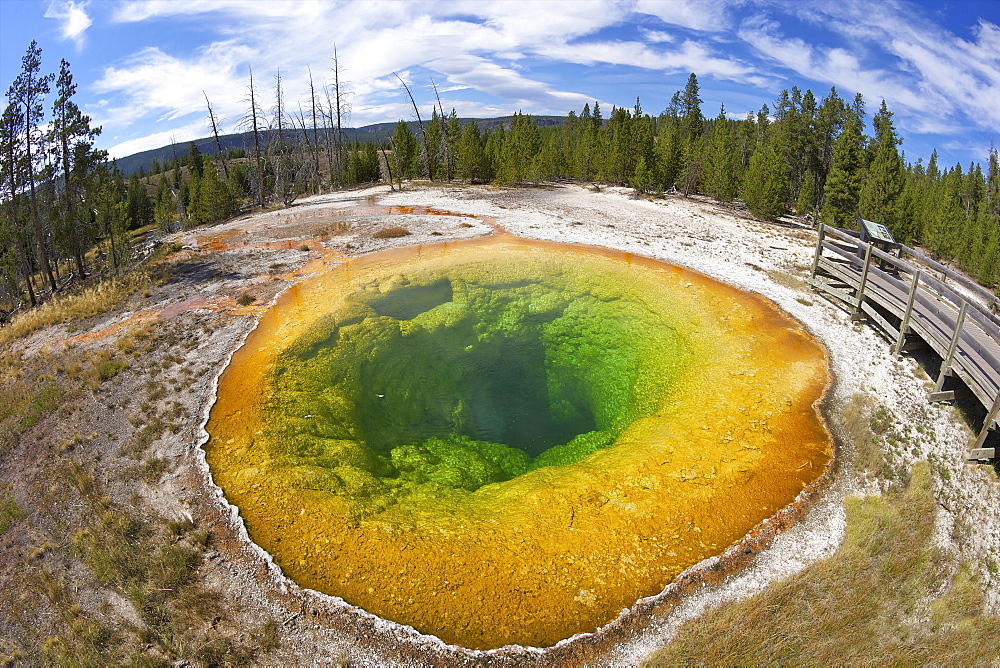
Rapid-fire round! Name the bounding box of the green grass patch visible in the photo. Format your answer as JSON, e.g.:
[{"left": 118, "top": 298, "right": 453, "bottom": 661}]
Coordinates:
[
  {"left": 0, "top": 374, "right": 67, "bottom": 453},
  {"left": 24, "top": 382, "right": 66, "bottom": 429},
  {"left": 0, "top": 494, "right": 26, "bottom": 534},
  {"left": 97, "top": 359, "right": 128, "bottom": 382}
]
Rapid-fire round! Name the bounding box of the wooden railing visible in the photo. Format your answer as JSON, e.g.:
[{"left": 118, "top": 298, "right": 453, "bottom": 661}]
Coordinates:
[{"left": 809, "top": 223, "right": 999, "bottom": 461}]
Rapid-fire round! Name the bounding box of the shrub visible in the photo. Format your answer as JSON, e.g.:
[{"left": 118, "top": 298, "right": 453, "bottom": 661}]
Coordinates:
[
  {"left": 373, "top": 227, "right": 411, "bottom": 239},
  {"left": 98, "top": 360, "right": 127, "bottom": 382}
]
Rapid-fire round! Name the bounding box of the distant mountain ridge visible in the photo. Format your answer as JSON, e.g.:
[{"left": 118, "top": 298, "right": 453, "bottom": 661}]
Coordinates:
[{"left": 113, "top": 116, "right": 568, "bottom": 177}]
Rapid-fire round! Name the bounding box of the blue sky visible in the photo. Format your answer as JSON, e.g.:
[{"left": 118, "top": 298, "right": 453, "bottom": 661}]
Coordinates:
[{"left": 2, "top": 0, "right": 998, "bottom": 169}]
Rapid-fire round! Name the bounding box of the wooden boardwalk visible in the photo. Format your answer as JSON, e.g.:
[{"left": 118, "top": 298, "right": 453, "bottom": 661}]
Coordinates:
[{"left": 808, "top": 224, "right": 999, "bottom": 462}]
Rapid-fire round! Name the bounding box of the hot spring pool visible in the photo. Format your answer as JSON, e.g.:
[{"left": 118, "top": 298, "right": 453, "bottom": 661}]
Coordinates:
[{"left": 205, "top": 233, "right": 832, "bottom": 649}]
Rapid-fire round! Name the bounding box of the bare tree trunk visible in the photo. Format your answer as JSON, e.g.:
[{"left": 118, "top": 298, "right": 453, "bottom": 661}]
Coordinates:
[
  {"left": 56, "top": 97, "right": 84, "bottom": 277},
  {"left": 333, "top": 45, "right": 345, "bottom": 188},
  {"left": 322, "top": 88, "right": 336, "bottom": 189},
  {"left": 248, "top": 68, "right": 265, "bottom": 207},
  {"left": 394, "top": 72, "right": 431, "bottom": 180},
  {"left": 273, "top": 70, "right": 286, "bottom": 204},
  {"left": 3, "top": 122, "right": 37, "bottom": 306},
  {"left": 204, "top": 91, "right": 229, "bottom": 180},
  {"left": 294, "top": 105, "right": 313, "bottom": 202},
  {"left": 21, "top": 115, "right": 56, "bottom": 293},
  {"left": 431, "top": 78, "right": 452, "bottom": 182},
  {"left": 308, "top": 68, "right": 321, "bottom": 194},
  {"left": 379, "top": 143, "right": 395, "bottom": 191},
  {"left": 389, "top": 137, "right": 404, "bottom": 191},
  {"left": 21, "top": 253, "right": 36, "bottom": 307}
]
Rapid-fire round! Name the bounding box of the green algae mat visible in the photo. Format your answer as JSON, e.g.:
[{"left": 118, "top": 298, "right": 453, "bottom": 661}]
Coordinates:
[{"left": 205, "top": 234, "right": 832, "bottom": 649}]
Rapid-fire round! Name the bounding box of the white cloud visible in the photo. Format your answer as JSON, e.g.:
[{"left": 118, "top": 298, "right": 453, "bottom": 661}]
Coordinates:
[
  {"left": 633, "top": 0, "right": 735, "bottom": 32},
  {"left": 106, "top": 120, "right": 208, "bottom": 158},
  {"left": 640, "top": 28, "right": 675, "bottom": 43},
  {"left": 536, "top": 38, "right": 756, "bottom": 83},
  {"left": 113, "top": 0, "right": 292, "bottom": 23},
  {"left": 94, "top": 41, "right": 255, "bottom": 134},
  {"left": 44, "top": 0, "right": 92, "bottom": 46},
  {"left": 738, "top": 15, "right": 940, "bottom": 118},
  {"left": 426, "top": 55, "right": 593, "bottom": 111}
]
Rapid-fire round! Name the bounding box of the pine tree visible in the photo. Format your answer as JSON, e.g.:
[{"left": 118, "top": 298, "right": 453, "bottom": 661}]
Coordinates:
[
  {"left": 591, "top": 102, "right": 603, "bottom": 129},
  {"left": 496, "top": 113, "right": 540, "bottom": 185},
  {"left": 456, "top": 122, "right": 484, "bottom": 181},
  {"left": 821, "top": 113, "right": 865, "bottom": 226},
  {"left": 631, "top": 155, "right": 653, "bottom": 194},
  {"left": 859, "top": 100, "right": 904, "bottom": 227},
  {"left": 677, "top": 73, "right": 705, "bottom": 194},
  {"left": 7, "top": 40, "right": 56, "bottom": 293},
  {"left": 574, "top": 119, "right": 598, "bottom": 181},
  {"left": 91, "top": 165, "right": 132, "bottom": 271},
  {"left": 126, "top": 172, "right": 153, "bottom": 230},
  {"left": 392, "top": 121, "right": 419, "bottom": 180},
  {"left": 814, "top": 87, "right": 847, "bottom": 197},
  {"left": 604, "top": 106, "right": 634, "bottom": 184},
  {"left": 680, "top": 73, "right": 704, "bottom": 141},
  {"left": 742, "top": 139, "right": 788, "bottom": 221},
  {"left": 702, "top": 106, "right": 741, "bottom": 201},
  {"left": 483, "top": 124, "right": 504, "bottom": 182},
  {"left": 154, "top": 175, "right": 175, "bottom": 232},
  {"left": 986, "top": 146, "right": 999, "bottom": 216},
  {"left": 50, "top": 58, "right": 102, "bottom": 277},
  {"left": 425, "top": 108, "right": 443, "bottom": 179},
  {"left": 655, "top": 110, "right": 683, "bottom": 190},
  {"left": 0, "top": 102, "right": 35, "bottom": 305},
  {"left": 188, "top": 162, "right": 235, "bottom": 225},
  {"left": 796, "top": 169, "right": 816, "bottom": 215},
  {"left": 445, "top": 110, "right": 460, "bottom": 181}
]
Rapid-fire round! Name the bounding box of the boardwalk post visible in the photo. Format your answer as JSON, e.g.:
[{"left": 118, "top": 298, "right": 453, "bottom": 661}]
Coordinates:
[
  {"left": 893, "top": 270, "right": 921, "bottom": 357},
  {"left": 809, "top": 224, "right": 825, "bottom": 280},
  {"left": 973, "top": 391, "right": 1000, "bottom": 455},
  {"left": 851, "top": 243, "right": 873, "bottom": 321},
  {"left": 932, "top": 301, "right": 969, "bottom": 398}
]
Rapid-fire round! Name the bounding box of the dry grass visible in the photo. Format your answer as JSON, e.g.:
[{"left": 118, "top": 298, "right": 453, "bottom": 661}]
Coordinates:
[
  {"left": 647, "top": 398, "right": 999, "bottom": 666},
  {"left": 372, "top": 226, "right": 411, "bottom": 239},
  {"left": 58, "top": 462, "right": 271, "bottom": 665},
  {"left": 766, "top": 268, "right": 809, "bottom": 292},
  {"left": 0, "top": 273, "right": 148, "bottom": 347},
  {"left": 0, "top": 294, "right": 279, "bottom": 664},
  {"left": 648, "top": 463, "right": 998, "bottom": 665},
  {"left": 0, "top": 244, "right": 177, "bottom": 348},
  {"left": 0, "top": 367, "right": 67, "bottom": 454}
]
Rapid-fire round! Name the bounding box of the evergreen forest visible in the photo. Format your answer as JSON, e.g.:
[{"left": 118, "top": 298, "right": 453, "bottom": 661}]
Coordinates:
[{"left": 3, "top": 41, "right": 999, "bottom": 320}]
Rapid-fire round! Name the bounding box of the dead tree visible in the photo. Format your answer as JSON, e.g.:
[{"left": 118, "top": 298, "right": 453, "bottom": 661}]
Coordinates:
[
  {"left": 243, "top": 68, "right": 265, "bottom": 207},
  {"left": 331, "top": 45, "right": 348, "bottom": 188},
  {"left": 308, "top": 67, "right": 321, "bottom": 193},
  {"left": 431, "top": 78, "right": 453, "bottom": 182},
  {"left": 394, "top": 72, "right": 431, "bottom": 181},
  {"left": 295, "top": 104, "right": 316, "bottom": 194},
  {"left": 204, "top": 91, "right": 229, "bottom": 180}
]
